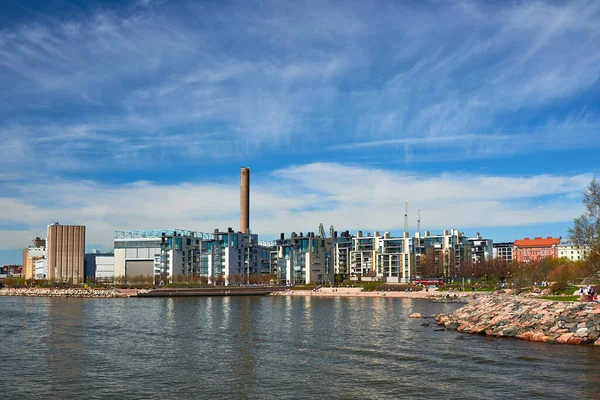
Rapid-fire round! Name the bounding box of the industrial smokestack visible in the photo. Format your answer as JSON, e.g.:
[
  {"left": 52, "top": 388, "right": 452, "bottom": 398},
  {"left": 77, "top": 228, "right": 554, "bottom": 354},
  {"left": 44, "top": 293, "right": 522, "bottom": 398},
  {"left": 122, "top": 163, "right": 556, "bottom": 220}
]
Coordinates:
[{"left": 240, "top": 167, "right": 250, "bottom": 234}]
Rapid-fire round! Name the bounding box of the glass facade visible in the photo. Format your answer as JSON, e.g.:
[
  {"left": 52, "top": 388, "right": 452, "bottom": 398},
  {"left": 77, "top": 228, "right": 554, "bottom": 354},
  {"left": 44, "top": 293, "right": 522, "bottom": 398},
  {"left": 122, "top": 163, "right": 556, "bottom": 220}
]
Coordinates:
[{"left": 114, "top": 240, "right": 162, "bottom": 249}]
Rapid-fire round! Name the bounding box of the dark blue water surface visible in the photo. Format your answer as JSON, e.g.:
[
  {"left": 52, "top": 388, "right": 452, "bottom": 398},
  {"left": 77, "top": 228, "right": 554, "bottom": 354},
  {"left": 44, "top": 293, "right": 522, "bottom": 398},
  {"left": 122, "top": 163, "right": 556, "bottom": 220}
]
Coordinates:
[{"left": 1, "top": 296, "right": 599, "bottom": 399}]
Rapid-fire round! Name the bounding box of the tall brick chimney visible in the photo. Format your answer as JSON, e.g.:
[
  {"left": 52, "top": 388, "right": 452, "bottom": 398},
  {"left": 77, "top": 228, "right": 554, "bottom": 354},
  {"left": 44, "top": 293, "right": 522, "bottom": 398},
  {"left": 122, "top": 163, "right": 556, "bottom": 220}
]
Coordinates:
[{"left": 240, "top": 167, "right": 250, "bottom": 234}]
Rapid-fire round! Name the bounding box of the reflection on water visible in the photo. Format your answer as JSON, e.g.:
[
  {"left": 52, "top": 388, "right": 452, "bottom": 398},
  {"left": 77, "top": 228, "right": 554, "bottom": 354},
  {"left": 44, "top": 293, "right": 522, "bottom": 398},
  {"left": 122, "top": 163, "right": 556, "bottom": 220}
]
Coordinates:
[{"left": 1, "top": 295, "right": 600, "bottom": 400}]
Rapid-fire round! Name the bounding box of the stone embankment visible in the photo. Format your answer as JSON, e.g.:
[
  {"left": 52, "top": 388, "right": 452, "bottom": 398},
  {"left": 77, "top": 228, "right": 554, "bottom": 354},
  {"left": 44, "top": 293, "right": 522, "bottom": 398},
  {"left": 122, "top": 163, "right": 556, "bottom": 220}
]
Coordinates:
[
  {"left": 435, "top": 295, "right": 600, "bottom": 345},
  {"left": 0, "top": 287, "right": 126, "bottom": 298}
]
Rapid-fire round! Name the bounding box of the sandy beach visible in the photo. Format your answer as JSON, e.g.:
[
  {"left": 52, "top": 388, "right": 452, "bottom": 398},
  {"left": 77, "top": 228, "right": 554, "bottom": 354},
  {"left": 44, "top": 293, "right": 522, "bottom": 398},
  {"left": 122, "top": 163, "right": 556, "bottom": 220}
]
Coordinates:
[{"left": 271, "top": 287, "right": 475, "bottom": 299}]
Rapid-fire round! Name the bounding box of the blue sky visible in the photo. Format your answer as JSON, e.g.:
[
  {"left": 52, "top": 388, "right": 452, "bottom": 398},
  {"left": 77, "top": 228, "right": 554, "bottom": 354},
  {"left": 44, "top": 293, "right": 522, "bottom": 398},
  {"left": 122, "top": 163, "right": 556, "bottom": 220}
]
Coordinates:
[{"left": 1, "top": 0, "right": 599, "bottom": 264}]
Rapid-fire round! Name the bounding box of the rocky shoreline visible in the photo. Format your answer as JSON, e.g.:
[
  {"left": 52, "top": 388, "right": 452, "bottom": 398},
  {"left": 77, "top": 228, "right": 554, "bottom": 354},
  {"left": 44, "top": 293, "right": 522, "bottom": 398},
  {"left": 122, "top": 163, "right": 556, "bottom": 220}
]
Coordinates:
[
  {"left": 435, "top": 295, "right": 600, "bottom": 345},
  {"left": 0, "top": 287, "right": 127, "bottom": 298}
]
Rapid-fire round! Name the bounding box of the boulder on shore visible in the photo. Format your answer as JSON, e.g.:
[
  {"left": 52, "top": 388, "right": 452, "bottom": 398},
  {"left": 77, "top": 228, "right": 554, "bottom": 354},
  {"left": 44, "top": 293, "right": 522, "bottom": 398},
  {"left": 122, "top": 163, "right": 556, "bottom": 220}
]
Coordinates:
[
  {"left": 409, "top": 312, "right": 422, "bottom": 318},
  {"left": 435, "top": 295, "right": 600, "bottom": 345}
]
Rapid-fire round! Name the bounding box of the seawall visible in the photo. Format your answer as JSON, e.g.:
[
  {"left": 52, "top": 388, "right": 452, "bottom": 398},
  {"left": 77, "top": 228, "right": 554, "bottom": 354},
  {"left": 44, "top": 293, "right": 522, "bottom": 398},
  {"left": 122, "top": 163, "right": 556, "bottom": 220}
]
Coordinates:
[
  {"left": 435, "top": 295, "right": 600, "bottom": 345},
  {"left": 0, "top": 288, "right": 126, "bottom": 298}
]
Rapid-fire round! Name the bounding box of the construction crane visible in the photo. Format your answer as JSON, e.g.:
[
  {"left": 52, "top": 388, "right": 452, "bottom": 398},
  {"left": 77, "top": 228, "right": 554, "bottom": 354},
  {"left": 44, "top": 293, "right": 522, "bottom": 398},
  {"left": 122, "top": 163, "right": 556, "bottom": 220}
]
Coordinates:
[
  {"left": 404, "top": 202, "right": 408, "bottom": 234},
  {"left": 318, "top": 223, "right": 326, "bottom": 238}
]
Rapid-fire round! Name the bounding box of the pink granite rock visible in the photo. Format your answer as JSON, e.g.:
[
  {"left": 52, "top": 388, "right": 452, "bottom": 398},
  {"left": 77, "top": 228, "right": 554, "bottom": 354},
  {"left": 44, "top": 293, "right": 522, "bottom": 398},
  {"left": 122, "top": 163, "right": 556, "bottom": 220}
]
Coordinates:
[
  {"left": 567, "top": 336, "right": 583, "bottom": 345},
  {"left": 556, "top": 333, "right": 573, "bottom": 344}
]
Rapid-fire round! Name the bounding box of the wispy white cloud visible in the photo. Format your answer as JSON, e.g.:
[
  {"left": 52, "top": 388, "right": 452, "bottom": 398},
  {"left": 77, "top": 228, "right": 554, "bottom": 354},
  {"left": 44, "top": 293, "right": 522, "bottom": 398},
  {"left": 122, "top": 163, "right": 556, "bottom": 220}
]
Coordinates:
[
  {"left": 1, "top": 0, "right": 599, "bottom": 175},
  {"left": 0, "top": 163, "right": 590, "bottom": 250}
]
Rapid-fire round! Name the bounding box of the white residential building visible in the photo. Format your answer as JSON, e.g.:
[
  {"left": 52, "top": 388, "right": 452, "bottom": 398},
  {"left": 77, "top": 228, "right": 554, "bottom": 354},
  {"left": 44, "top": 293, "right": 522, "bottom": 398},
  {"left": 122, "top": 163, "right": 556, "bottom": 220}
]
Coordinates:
[{"left": 558, "top": 240, "right": 590, "bottom": 262}]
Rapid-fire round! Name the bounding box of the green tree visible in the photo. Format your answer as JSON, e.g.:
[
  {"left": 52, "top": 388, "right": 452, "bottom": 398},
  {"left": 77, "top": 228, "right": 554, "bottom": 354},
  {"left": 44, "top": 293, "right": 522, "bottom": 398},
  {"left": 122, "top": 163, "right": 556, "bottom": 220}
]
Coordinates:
[{"left": 569, "top": 176, "right": 600, "bottom": 260}]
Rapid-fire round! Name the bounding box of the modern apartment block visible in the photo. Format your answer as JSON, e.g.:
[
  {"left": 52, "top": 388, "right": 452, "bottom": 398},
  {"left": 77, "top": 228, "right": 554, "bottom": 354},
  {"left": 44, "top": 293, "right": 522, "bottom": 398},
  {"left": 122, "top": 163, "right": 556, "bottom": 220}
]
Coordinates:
[
  {"left": 272, "top": 232, "right": 334, "bottom": 285},
  {"left": 333, "top": 232, "right": 353, "bottom": 276},
  {"left": 46, "top": 223, "right": 86, "bottom": 283},
  {"left": 350, "top": 231, "right": 381, "bottom": 277},
  {"left": 113, "top": 228, "right": 272, "bottom": 284},
  {"left": 377, "top": 232, "right": 415, "bottom": 283},
  {"left": 414, "top": 229, "right": 471, "bottom": 280},
  {"left": 198, "top": 228, "right": 272, "bottom": 282},
  {"left": 493, "top": 242, "right": 513, "bottom": 263},
  {"left": 513, "top": 237, "right": 560, "bottom": 263},
  {"left": 558, "top": 239, "right": 590, "bottom": 262},
  {"left": 345, "top": 230, "right": 415, "bottom": 283},
  {"left": 468, "top": 233, "right": 493, "bottom": 264}
]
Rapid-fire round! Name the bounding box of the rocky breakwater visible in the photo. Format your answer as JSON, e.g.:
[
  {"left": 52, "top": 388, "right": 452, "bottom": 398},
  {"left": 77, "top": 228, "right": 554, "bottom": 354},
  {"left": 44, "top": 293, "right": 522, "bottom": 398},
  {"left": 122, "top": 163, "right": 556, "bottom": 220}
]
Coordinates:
[
  {"left": 435, "top": 295, "right": 600, "bottom": 345},
  {"left": 0, "top": 287, "right": 127, "bottom": 298}
]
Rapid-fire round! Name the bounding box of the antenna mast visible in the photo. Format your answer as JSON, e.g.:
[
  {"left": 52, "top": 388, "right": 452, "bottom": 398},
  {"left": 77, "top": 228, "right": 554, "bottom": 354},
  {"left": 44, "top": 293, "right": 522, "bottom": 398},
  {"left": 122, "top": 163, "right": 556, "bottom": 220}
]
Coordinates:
[
  {"left": 404, "top": 202, "right": 408, "bottom": 234},
  {"left": 417, "top": 209, "right": 421, "bottom": 247}
]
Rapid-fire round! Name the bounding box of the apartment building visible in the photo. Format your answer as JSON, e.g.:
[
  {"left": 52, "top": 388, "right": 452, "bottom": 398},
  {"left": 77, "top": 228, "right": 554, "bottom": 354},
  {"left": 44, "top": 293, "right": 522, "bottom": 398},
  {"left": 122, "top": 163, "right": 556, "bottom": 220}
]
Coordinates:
[
  {"left": 493, "top": 242, "right": 513, "bottom": 263},
  {"left": 513, "top": 237, "right": 560, "bottom": 263},
  {"left": 558, "top": 239, "right": 590, "bottom": 262},
  {"left": 468, "top": 233, "right": 493, "bottom": 264},
  {"left": 377, "top": 232, "right": 415, "bottom": 283},
  {"left": 350, "top": 231, "right": 381, "bottom": 277},
  {"left": 272, "top": 232, "right": 334, "bottom": 285},
  {"left": 415, "top": 229, "right": 471, "bottom": 280},
  {"left": 333, "top": 232, "right": 353, "bottom": 276}
]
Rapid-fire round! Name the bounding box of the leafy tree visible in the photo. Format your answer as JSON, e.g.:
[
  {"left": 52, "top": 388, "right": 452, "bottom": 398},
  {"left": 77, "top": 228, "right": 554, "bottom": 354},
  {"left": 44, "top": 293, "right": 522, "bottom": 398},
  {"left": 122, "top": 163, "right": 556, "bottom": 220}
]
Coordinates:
[{"left": 569, "top": 176, "right": 600, "bottom": 258}]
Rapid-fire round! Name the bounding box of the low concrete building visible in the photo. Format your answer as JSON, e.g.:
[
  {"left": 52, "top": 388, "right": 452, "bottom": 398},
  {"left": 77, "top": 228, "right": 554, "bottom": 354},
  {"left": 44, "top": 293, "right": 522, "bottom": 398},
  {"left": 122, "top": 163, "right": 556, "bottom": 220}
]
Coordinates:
[{"left": 85, "top": 252, "right": 115, "bottom": 282}]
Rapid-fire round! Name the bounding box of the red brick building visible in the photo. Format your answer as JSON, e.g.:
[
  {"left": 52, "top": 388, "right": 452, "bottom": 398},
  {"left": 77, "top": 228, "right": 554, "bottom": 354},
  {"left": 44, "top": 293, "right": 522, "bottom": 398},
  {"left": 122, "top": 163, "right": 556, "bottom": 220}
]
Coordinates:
[{"left": 513, "top": 237, "right": 560, "bottom": 263}]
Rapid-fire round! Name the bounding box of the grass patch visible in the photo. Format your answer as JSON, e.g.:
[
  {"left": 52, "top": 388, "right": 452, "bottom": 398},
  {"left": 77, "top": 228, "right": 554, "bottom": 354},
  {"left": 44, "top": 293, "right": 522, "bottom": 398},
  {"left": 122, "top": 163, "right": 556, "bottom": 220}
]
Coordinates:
[{"left": 437, "top": 285, "right": 496, "bottom": 292}]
